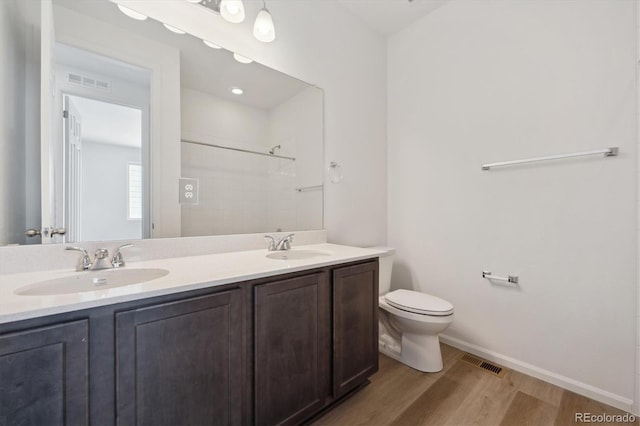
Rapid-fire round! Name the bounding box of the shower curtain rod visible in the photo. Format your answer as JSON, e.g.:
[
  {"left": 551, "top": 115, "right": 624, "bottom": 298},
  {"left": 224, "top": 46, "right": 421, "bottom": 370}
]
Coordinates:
[{"left": 181, "top": 138, "right": 296, "bottom": 161}]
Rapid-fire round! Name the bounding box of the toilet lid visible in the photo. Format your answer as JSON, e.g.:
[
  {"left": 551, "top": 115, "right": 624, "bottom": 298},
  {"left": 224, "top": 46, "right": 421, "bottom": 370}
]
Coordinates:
[{"left": 385, "top": 289, "right": 454, "bottom": 316}]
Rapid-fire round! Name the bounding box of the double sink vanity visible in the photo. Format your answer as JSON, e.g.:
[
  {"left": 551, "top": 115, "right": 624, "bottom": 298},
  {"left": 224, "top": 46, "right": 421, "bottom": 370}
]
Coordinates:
[
  {"left": 0, "top": 240, "right": 383, "bottom": 425},
  {"left": 2, "top": 0, "right": 379, "bottom": 424}
]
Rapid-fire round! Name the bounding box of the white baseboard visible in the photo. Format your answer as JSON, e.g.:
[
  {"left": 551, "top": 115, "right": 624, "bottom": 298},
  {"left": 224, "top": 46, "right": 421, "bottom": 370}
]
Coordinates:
[{"left": 439, "top": 334, "right": 636, "bottom": 415}]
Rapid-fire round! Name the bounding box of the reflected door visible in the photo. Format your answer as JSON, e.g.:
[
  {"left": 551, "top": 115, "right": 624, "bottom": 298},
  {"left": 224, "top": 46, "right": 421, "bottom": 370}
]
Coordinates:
[
  {"left": 64, "top": 96, "right": 83, "bottom": 242},
  {"left": 62, "top": 95, "right": 145, "bottom": 243}
]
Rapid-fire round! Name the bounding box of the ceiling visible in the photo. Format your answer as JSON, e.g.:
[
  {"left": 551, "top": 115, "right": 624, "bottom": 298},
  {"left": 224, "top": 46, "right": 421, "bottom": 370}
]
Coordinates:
[{"left": 337, "top": 0, "right": 450, "bottom": 36}]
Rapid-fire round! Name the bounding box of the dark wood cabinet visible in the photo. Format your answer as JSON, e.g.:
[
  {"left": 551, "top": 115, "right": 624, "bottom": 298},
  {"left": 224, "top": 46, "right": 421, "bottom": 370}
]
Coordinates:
[
  {"left": 0, "top": 320, "right": 89, "bottom": 426},
  {"left": 115, "top": 289, "right": 242, "bottom": 426},
  {"left": 333, "top": 261, "right": 379, "bottom": 398},
  {"left": 1, "top": 258, "right": 379, "bottom": 426},
  {"left": 254, "top": 272, "right": 330, "bottom": 425}
]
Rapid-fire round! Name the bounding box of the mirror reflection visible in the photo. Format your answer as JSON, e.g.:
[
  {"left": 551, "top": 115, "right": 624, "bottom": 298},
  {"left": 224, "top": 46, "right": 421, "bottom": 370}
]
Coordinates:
[{"left": 0, "top": 0, "right": 323, "bottom": 246}]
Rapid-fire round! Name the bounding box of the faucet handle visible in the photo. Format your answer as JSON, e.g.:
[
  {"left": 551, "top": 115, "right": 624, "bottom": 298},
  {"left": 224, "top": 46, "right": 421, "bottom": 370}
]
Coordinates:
[
  {"left": 264, "top": 235, "right": 276, "bottom": 251},
  {"left": 66, "top": 246, "right": 93, "bottom": 271},
  {"left": 112, "top": 243, "right": 134, "bottom": 268},
  {"left": 276, "top": 233, "right": 294, "bottom": 251}
]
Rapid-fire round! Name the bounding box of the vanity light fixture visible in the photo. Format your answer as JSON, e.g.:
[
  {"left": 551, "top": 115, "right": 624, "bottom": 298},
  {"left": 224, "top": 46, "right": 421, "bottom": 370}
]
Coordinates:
[
  {"left": 116, "top": 4, "right": 148, "bottom": 21},
  {"left": 230, "top": 86, "right": 244, "bottom": 95},
  {"left": 188, "top": 0, "right": 277, "bottom": 43},
  {"left": 203, "top": 40, "right": 222, "bottom": 49},
  {"left": 220, "top": 0, "right": 245, "bottom": 23},
  {"left": 253, "top": 1, "right": 275, "bottom": 43},
  {"left": 163, "top": 23, "right": 186, "bottom": 34},
  {"left": 233, "top": 53, "right": 253, "bottom": 64}
]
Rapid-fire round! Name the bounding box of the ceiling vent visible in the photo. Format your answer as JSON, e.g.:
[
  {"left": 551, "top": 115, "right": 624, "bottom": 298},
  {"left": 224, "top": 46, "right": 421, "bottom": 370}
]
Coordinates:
[{"left": 68, "top": 73, "right": 111, "bottom": 92}]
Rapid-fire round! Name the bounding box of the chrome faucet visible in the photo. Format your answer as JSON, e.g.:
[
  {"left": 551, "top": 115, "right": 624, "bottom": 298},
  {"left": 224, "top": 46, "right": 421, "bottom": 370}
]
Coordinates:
[
  {"left": 111, "top": 244, "right": 133, "bottom": 268},
  {"left": 66, "top": 243, "right": 134, "bottom": 271},
  {"left": 92, "top": 248, "right": 111, "bottom": 270},
  {"left": 65, "top": 247, "right": 93, "bottom": 271},
  {"left": 265, "top": 234, "right": 294, "bottom": 251}
]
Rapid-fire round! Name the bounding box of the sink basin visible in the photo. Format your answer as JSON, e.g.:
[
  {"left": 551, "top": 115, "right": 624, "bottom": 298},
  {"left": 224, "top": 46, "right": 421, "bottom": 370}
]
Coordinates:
[
  {"left": 266, "top": 249, "right": 332, "bottom": 261},
  {"left": 15, "top": 268, "right": 170, "bottom": 296}
]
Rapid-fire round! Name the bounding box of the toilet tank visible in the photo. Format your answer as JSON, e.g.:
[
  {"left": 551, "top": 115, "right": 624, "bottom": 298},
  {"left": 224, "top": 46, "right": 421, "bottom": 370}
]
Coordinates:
[{"left": 369, "top": 247, "right": 395, "bottom": 295}]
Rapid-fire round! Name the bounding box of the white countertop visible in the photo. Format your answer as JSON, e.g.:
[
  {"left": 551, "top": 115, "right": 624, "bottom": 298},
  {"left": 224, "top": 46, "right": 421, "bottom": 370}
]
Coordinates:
[{"left": 0, "top": 244, "right": 385, "bottom": 324}]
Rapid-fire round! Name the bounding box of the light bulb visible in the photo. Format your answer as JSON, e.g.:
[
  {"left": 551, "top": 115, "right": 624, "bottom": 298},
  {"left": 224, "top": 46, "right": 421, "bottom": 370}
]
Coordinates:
[
  {"left": 253, "top": 7, "right": 275, "bottom": 42},
  {"left": 230, "top": 87, "right": 244, "bottom": 95},
  {"left": 233, "top": 53, "right": 253, "bottom": 64},
  {"left": 163, "top": 23, "right": 186, "bottom": 34},
  {"left": 117, "top": 4, "right": 148, "bottom": 20},
  {"left": 220, "top": 0, "right": 245, "bottom": 23},
  {"left": 203, "top": 40, "right": 222, "bottom": 49}
]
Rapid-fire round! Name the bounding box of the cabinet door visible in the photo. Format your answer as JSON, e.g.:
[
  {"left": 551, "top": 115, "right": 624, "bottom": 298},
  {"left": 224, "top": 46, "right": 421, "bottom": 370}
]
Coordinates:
[
  {"left": 254, "top": 273, "right": 330, "bottom": 425},
  {"left": 116, "top": 289, "right": 242, "bottom": 426},
  {"left": 333, "top": 261, "right": 379, "bottom": 398},
  {"left": 0, "top": 320, "right": 89, "bottom": 426}
]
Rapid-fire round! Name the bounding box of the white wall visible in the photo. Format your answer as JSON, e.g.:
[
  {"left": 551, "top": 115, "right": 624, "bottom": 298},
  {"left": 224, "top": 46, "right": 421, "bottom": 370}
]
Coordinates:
[
  {"left": 115, "top": 0, "right": 388, "bottom": 247},
  {"left": 0, "top": 0, "right": 41, "bottom": 246},
  {"left": 268, "top": 86, "right": 324, "bottom": 231},
  {"left": 81, "top": 141, "right": 142, "bottom": 242},
  {"left": 0, "top": 0, "right": 27, "bottom": 246},
  {"left": 388, "top": 0, "right": 637, "bottom": 410},
  {"left": 181, "top": 87, "right": 272, "bottom": 235},
  {"left": 181, "top": 86, "right": 323, "bottom": 235}
]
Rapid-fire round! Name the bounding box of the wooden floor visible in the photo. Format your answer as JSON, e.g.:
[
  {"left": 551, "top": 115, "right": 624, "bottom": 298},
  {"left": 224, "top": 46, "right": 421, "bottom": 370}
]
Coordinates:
[{"left": 314, "top": 344, "right": 638, "bottom": 426}]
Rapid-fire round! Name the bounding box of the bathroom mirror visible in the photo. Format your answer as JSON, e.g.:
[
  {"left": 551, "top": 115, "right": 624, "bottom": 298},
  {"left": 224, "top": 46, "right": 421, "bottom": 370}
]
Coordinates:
[{"left": 0, "top": 0, "right": 323, "bottom": 246}]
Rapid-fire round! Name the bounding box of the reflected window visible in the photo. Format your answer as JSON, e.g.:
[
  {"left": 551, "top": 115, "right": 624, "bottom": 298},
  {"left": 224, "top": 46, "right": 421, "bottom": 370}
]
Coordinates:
[{"left": 128, "top": 163, "right": 142, "bottom": 220}]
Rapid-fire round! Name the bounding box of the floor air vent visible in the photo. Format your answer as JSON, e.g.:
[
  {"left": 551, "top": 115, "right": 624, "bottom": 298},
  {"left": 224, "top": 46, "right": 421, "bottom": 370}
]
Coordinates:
[{"left": 458, "top": 353, "right": 507, "bottom": 378}]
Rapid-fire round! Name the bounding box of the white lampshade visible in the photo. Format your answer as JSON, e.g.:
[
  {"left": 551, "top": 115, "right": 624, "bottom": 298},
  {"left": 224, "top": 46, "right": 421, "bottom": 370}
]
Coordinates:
[
  {"left": 253, "top": 7, "right": 275, "bottom": 42},
  {"left": 116, "top": 4, "right": 148, "bottom": 20},
  {"left": 203, "top": 40, "right": 222, "bottom": 49},
  {"left": 233, "top": 53, "right": 253, "bottom": 64},
  {"left": 220, "top": 0, "right": 245, "bottom": 23},
  {"left": 163, "top": 23, "right": 186, "bottom": 34}
]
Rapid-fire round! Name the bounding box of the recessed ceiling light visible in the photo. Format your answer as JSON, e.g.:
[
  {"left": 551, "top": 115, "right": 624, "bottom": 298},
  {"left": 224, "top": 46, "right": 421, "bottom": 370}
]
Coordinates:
[
  {"left": 203, "top": 40, "right": 222, "bottom": 49},
  {"left": 230, "top": 87, "right": 244, "bottom": 95},
  {"left": 163, "top": 23, "right": 186, "bottom": 34},
  {"left": 117, "top": 4, "right": 148, "bottom": 20},
  {"left": 233, "top": 53, "right": 253, "bottom": 64}
]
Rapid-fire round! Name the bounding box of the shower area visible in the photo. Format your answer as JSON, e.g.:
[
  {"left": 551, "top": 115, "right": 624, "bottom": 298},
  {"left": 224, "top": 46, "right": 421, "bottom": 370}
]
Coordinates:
[{"left": 179, "top": 85, "right": 323, "bottom": 237}]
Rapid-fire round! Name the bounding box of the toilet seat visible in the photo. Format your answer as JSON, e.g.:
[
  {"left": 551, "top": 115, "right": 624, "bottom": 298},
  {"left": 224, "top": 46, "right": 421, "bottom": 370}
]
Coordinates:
[{"left": 384, "top": 289, "right": 453, "bottom": 316}]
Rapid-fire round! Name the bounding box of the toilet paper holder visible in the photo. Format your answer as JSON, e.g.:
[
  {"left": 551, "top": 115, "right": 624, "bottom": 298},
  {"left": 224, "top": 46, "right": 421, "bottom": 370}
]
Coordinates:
[{"left": 482, "top": 271, "right": 518, "bottom": 284}]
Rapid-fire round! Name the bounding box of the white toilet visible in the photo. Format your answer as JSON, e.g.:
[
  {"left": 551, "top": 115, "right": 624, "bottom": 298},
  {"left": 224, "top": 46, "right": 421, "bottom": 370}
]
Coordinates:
[{"left": 375, "top": 247, "right": 454, "bottom": 372}]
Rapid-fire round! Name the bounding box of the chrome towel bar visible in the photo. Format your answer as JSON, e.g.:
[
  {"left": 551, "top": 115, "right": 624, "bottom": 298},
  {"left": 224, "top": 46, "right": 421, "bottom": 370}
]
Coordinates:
[
  {"left": 482, "top": 271, "right": 518, "bottom": 284},
  {"left": 481, "top": 147, "right": 618, "bottom": 171},
  {"left": 295, "top": 185, "right": 323, "bottom": 192}
]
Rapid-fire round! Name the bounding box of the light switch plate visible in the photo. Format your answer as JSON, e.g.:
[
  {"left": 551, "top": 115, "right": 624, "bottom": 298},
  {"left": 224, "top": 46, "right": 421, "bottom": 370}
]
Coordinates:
[{"left": 179, "top": 178, "right": 199, "bottom": 205}]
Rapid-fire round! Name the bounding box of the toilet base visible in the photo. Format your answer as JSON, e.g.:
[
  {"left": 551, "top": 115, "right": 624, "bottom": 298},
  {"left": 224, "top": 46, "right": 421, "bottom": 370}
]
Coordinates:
[
  {"left": 378, "top": 331, "right": 444, "bottom": 373},
  {"left": 401, "top": 331, "right": 443, "bottom": 372}
]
